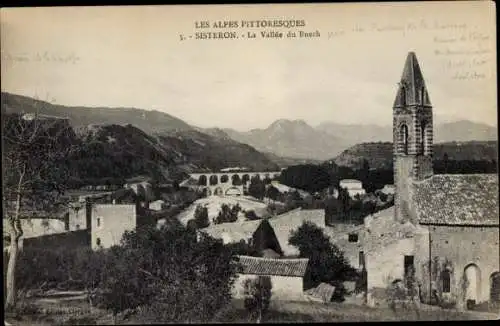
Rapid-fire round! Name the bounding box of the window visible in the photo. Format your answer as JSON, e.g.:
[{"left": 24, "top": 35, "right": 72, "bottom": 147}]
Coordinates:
[
  {"left": 420, "top": 122, "right": 426, "bottom": 155},
  {"left": 404, "top": 255, "right": 415, "bottom": 289},
  {"left": 359, "top": 251, "right": 365, "bottom": 269},
  {"left": 96, "top": 237, "right": 101, "bottom": 246},
  {"left": 442, "top": 270, "right": 451, "bottom": 293},
  {"left": 348, "top": 233, "right": 358, "bottom": 243},
  {"left": 96, "top": 217, "right": 101, "bottom": 228},
  {"left": 400, "top": 124, "right": 409, "bottom": 154},
  {"left": 76, "top": 224, "right": 80, "bottom": 230}
]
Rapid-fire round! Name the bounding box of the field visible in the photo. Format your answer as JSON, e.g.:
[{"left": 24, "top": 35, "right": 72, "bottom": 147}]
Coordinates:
[
  {"left": 171, "top": 196, "right": 269, "bottom": 226},
  {"left": 213, "top": 299, "right": 499, "bottom": 323},
  {"left": 7, "top": 295, "right": 499, "bottom": 325}
]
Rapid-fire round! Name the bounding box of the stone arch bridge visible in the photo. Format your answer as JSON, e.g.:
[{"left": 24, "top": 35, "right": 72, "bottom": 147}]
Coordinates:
[{"left": 185, "top": 171, "right": 282, "bottom": 197}]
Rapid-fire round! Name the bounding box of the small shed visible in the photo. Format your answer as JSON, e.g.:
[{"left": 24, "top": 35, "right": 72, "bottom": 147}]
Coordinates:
[{"left": 232, "top": 255, "right": 309, "bottom": 301}]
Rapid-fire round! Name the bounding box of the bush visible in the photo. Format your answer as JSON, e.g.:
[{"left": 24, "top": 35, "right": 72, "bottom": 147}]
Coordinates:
[
  {"left": 245, "top": 210, "right": 260, "bottom": 221},
  {"left": 194, "top": 204, "right": 209, "bottom": 228},
  {"left": 243, "top": 276, "right": 273, "bottom": 322}
]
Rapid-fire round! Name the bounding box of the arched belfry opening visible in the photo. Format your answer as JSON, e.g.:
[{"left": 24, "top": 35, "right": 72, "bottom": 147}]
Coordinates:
[
  {"left": 419, "top": 121, "right": 426, "bottom": 155},
  {"left": 400, "top": 124, "right": 409, "bottom": 154}
]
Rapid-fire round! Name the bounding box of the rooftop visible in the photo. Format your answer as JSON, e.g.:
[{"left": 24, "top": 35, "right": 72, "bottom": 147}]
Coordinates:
[
  {"left": 237, "top": 255, "right": 309, "bottom": 277},
  {"left": 199, "top": 219, "right": 263, "bottom": 243},
  {"left": 413, "top": 174, "right": 499, "bottom": 226},
  {"left": 268, "top": 208, "right": 325, "bottom": 256}
]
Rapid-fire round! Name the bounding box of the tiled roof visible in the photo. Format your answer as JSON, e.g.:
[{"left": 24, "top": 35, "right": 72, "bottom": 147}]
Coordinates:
[
  {"left": 199, "top": 219, "right": 262, "bottom": 243},
  {"left": 268, "top": 208, "right": 325, "bottom": 256},
  {"left": 237, "top": 255, "right": 309, "bottom": 277},
  {"left": 413, "top": 174, "right": 499, "bottom": 225}
]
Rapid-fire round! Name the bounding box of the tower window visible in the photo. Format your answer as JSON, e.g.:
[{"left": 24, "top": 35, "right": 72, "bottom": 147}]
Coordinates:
[
  {"left": 348, "top": 233, "right": 358, "bottom": 242},
  {"left": 97, "top": 217, "right": 101, "bottom": 228},
  {"left": 400, "top": 124, "right": 409, "bottom": 154},
  {"left": 359, "top": 251, "right": 365, "bottom": 268},
  {"left": 96, "top": 237, "right": 101, "bottom": 247},
  {"left": 420, "top": 122, "right": 426, "bottom": 155},
  {"left": 442, "top": 270, "right": 451, "bottom": 293}
]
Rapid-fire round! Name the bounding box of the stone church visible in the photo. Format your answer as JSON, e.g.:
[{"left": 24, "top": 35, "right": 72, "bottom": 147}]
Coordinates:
[{"left": 362, "top": 52, "right": 499, "bottom": 310}]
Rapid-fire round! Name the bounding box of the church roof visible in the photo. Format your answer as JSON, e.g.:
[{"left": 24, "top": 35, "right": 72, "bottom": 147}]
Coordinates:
[
  {"left": 413, "top": 174, "right": 499, "bottom": 226},
  {"left": 393, "top": 52, "right": 432, "bottom": 108}
]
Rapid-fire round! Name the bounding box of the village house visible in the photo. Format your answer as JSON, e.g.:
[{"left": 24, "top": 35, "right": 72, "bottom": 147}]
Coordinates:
[
  {"left": 267, "top": 208, "right": 326, "bottom": 257},
  {"left": 232, "top": 255, "right": 309, "bottom": 301},
  {"left": 361, "top": 52, "right": 499, "bottom": 310},
  {"left": 339, "top": 179, "right": 366, "bottom": 198},
  {"left": 91, "top": 204, "right": 137, "bottom": 250}
]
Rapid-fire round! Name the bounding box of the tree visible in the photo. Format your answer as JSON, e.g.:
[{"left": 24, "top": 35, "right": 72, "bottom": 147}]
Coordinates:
[
  {"left": 248, "top": 177, "right": 266, "bottom": 200},
  {"left": 265, "top": 185, "right": 280, "bottom": 202},
  {"left": 214, "top": 204, "right": 239, "bottom": 224},
  {"left": 288, "top": 222, "right": 356, "bottom": 291},
  {"left": 243, "top": 276, "right": 273, "bottom": 323},
  {"left": 245, "top": 210, "right": 260, "bottom": 221},
  {"left": 90, "top": 223, "right": 240, "bottom": 323},
  {"left": 194, "top": 204, "right": 210, "bottom": 228},
  {"left": 3, "top": 113, "right": 76, "bottom": 310}
]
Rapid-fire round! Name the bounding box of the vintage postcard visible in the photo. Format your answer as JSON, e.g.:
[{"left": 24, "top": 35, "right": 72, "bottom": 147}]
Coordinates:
[{"left": 2, "top": 1, "right": 498, "bottom": 324}]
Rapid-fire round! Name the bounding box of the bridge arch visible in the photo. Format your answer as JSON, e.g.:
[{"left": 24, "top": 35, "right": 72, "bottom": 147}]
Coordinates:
[
  {"left": 202, "top": 187, "right": 212, "bottom": 197},
  {"left": 232, "top": 174, "right": 242, "bottom": 186},
  {"left": 198, "top": 175, "right": 208, "bottom": 186},
  {"left": 214, "top": 187, "right": 224, "bottom": 196},
  {"left": 209, "top": 175, "right": 218, "bottom": 186},
  {"left": 242, "top": 174, "right": 250, "bottom": 185},
  {"left": 220, "top": 175, "right": 229, "bottom": 183},
  {"left": 225, "top": 187, "right": 242, "bottom": 196}
]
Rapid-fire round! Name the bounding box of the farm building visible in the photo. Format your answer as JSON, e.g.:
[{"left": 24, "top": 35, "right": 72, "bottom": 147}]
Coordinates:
[
  {"left": 232, "top": 255, "right": 309, "bottom": 301},
  {"left": 339, "top": 179, "right": 366, "bottom": 198}
]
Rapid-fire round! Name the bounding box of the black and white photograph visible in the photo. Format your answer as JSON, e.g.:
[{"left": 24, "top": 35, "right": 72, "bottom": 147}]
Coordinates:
[{"left": 2, "top": 2, "right": 498, "bottom": 324}]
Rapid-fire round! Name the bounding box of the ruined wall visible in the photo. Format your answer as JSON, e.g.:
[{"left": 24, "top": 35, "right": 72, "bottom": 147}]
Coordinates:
[{"left": 418, "top": 225, "right": 500, "bottom": 307}]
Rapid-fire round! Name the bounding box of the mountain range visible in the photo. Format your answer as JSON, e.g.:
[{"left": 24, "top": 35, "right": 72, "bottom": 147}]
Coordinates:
[
  {"left": 222, "top": 119, "right": 497, "bottom": 160},
  {"left": 2, "top": 92, "right": 497, "bottom": 174}
]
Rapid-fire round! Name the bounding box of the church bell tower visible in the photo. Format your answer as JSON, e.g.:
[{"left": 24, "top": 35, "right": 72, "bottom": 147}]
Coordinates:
[{"left": 393, "top": 52, "right": 434, "bottom": 223}]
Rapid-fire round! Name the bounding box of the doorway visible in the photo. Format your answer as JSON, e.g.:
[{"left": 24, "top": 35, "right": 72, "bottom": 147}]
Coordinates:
[{"left": 464, "top": 264, "right": 481, "bottom": 308}]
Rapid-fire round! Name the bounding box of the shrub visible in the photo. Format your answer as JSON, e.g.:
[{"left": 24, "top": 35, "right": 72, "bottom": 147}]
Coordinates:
[
  {"left": 243, "top": 276, "right": 273, "bottom": 322},
  {"left": 245, "top": 210, "right": 259, "bottom": 221}
]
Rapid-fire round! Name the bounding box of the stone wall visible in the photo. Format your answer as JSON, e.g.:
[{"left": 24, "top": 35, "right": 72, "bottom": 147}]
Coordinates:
[
  {"left": 232, "top": 274, "right": 305, "bottom": 301},
  {"left": 418, "top": 225, "right": 500, "bottom": 308}
]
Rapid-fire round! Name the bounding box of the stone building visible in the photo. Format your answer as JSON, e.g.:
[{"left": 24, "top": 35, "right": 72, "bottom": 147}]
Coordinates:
[
  {"left": 232, "top": 255, "right": 309, "bottom": 301},
  {"left": 339, "top": 179, "right": 366, "bottom": 198},
  {"left": 363, "top": 51, "right": 499, "bottom": 309},
  {"left": 91, "top": 204, "right": 137, "bottom": 250}
]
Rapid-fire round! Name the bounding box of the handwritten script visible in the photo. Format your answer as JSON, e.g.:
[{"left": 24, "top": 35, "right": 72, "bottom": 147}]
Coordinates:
[{"left": 1, "top": 51, "right": 81, "bottom": 64}]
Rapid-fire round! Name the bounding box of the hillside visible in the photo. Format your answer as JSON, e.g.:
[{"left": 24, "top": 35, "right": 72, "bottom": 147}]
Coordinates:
[
  {"left": 2, "top": 92, "right": 279, "bottom": 180},
  {"left": 333, "top": 141, "right": 498, "bottom": 170},
  {"left": 155, "top": 129, "right": 279, "bottom": 172},
  {"left": 1, "top": 92, "right": 193, "bottom": 134}
]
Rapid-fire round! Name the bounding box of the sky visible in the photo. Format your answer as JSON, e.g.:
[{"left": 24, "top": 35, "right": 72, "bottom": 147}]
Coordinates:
[{"left": 1, "top": 2, "right": 497, "bottom": 131}]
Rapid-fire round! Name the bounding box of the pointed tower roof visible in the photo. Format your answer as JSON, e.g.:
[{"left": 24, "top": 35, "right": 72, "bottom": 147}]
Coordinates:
[{"left": 393, "top": 52, "right": 432, "bottom": 108}]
